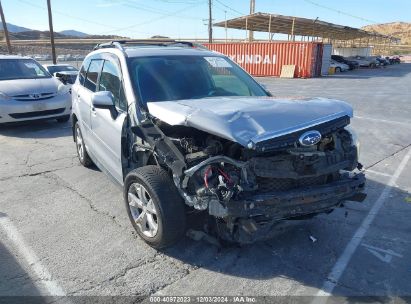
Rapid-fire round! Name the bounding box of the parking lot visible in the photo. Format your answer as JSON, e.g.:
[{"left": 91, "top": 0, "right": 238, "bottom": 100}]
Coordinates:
[{"left": 1, "top": 63, "right": 410, "bottom": 300}]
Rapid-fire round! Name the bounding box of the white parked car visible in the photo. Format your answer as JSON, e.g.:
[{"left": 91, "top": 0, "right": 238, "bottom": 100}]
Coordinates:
[
  {"left": 330, "top": 59, "right": 349, "bottom": 72},
  {"left": 43, "top": 64, "right": 79, "bottom": 86},
  {"left": 0, "top": 55, "right": 71, "bottom": 124}
]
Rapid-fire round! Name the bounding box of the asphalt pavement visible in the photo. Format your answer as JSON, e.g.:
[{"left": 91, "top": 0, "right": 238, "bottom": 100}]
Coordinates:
[{"left": 0, "top": 63, "right": 410, "bottom": 302}]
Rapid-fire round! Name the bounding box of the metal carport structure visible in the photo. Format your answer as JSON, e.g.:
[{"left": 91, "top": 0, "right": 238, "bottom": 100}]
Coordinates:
[{"left": 213, "top": 12, "right": 399, "bottom": 53}]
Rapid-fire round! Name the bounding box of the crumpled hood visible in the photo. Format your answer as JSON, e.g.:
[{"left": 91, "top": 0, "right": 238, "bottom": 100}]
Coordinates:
[
  {"left": 147, "top": 97, "right": 353, "bottom": 148},
  {"left": 0, "top": 78, "right": 59, "bottom": 97}
]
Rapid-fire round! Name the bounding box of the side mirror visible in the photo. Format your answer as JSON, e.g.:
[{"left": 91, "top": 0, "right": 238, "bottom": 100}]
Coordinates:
[
  {"left": 54, "top": 72, "right": 67, "bottom": 84},
  {"left": 92, "top": 91, "right": 114, "bottom": 108},
  {"left": 91, "top": 91, "right": 118, "bottom": 118}
]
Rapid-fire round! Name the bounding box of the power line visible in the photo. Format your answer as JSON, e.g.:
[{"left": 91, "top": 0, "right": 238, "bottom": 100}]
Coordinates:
[
  {"left": 303, "top": 0, "right": 380, "bottom": 24},
  {"left": 105, "top": 0, "right": 200, "bottom": 20},
  {"left": 16, "top": 0, "right": 119, "bottom": 30},
  {"left": 14, "top": 0, "right": 153, "bottom": 36},
  {"left": 214, "top": 0, "right": 245, "bottom": 16},
  {"left": 101, "top": 1, "right": 203, "bottom": 35}
]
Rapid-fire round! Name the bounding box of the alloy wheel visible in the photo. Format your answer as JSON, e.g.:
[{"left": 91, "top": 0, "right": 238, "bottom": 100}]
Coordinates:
[{"left": 127, "top": 183, "right": 159, "bottom": 238}]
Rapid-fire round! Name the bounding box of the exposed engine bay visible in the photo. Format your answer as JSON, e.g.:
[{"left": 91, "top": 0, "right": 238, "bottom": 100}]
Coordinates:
[{"left": 129, "top": 110, "right": 365, "bottom": 243}]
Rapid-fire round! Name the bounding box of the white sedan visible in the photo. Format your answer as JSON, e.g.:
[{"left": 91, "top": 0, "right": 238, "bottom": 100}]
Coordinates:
[
  {"left": 0, "top": 55, "right": 71, "bottom": 124},
  {"left": 330, "top": 59, "right": 349, "bottom": 72}
]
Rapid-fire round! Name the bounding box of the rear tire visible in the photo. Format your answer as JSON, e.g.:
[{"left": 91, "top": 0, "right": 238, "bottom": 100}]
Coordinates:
[
  {"left": 74, "top": 121, "right": 93, "bottom": 167},
  {"left": 56, "top": 115, "right": 70, "bottom": 123},
  {"left": 124, "top": 166, "right": 186, "bottom": 249}
]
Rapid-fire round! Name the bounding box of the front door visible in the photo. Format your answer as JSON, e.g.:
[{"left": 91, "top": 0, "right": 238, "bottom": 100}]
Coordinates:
[{"left": 90, "top": 56, "right": 127, "bottom": 184}]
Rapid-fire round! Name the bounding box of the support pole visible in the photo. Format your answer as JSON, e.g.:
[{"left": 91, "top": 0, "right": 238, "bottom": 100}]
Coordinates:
[
  {"left": 47, "top": 0, "right": 56, "bottom": 64},
  {"left": 245, "top": 17, "right": 248, "bottom": 41},
  {"left": 248, "top": 0, "right": 255, "bottom": 42},
  {"left": 208, "top": 0, "right": 213, "bottom": 44},
  {"left": 0, "top": 0, "right": 12, "bottom": 54},
  {"left": 224, "top": 10, "right": 227, "bottom": 43},
  {"left": 268, "top": 14, "right": 272, "bottom": 41},
  {"left": 291, "top": 17, "right": 295, "bottom": 41}
]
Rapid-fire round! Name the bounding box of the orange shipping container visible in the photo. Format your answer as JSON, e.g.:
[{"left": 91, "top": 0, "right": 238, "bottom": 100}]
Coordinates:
[{"left": 203, "top": 42, "right": 323, "bottom": 78}]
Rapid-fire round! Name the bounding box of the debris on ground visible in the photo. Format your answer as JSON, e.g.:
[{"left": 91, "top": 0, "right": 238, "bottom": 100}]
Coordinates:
[
  {"left": 186, "top": 229, "right": 220, "bottom": 246},
  {"left": 309, "top": 235, "right": 317, "bottom": 243}
]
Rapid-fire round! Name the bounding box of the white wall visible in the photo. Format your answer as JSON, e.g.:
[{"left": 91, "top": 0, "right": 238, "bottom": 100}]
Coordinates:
[
  {"left": 333, "top": 47, "right": 372, "bottom": 57},
  {"left": 321, "top": 44, "right": 333, "bottom": 75}
]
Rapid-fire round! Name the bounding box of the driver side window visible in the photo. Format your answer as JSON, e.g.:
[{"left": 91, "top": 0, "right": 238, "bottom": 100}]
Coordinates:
[
  {"left": 98, "top": 59, "right": 126, "bottom": 111},
  {"left": 207, "top": 62, "right": 250, "bottom": 96}
]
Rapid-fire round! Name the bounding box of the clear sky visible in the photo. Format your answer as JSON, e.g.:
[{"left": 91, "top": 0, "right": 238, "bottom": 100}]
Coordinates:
[{"left": 3, "top": 0, "right": 411, "bottom": 39}]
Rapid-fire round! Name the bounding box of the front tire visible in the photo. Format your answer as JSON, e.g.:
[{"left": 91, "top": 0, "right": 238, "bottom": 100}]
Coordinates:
[
  {"left": 335, "top": 67, "right": 341, "bottom": 73},
  {"left": 74, "top": 122, "right": 93, "bottom": 167},
  {"left": 124, "top": 166, "right": 186, "bottom": 249}
]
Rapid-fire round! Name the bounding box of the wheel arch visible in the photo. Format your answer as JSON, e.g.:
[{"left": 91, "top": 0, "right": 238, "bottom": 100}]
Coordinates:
[{"left": 71, "top": 113, "right": 78, "bottom": 142}]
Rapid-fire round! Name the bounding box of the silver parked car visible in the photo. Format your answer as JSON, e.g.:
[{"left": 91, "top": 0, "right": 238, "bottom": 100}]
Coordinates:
[
  {"left": 0, "top": 55, "right": 71, "bottom": 124},
  {"left": 72, "top": 40, "right": 366, "bottom": 248},
  {"left": 348, "top": 56, "right": 378, "bottom": 68}
]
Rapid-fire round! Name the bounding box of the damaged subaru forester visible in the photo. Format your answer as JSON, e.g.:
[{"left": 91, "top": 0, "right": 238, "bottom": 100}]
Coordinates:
[{"left": 71, "top": 40, "right": 366, "bottom": 248}]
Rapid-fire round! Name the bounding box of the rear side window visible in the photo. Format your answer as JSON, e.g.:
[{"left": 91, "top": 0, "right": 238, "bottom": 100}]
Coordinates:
[
  {"left": 98, "top": 59, "right": 126, "bottom": 111},
  {"left": 78, "top": 58, "right": 91, "bottom": 85},
  {"left": 84, "top": 59, "right": 103, "bottom": 92}
]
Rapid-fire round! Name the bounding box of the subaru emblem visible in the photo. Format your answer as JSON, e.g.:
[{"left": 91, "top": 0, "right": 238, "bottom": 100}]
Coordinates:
[
  {"left": 30, "top": 94, "right": 41, "bottom": 99},
  {"left": 298, "top": 130, "right": 322, "bottom": 146}
]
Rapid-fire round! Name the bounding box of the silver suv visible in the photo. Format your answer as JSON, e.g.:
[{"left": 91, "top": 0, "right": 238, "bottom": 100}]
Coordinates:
[{"left": 72, "top": 40, "right": 366, "bottom": 248}]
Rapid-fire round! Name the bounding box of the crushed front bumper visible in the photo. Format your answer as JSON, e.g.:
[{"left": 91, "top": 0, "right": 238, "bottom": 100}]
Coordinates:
[
  {"left": 210, "top": 172, "right": 366, "bottom": 243},
  {"left": 210, "top": 172, "right": 366, "bottom": 220}
]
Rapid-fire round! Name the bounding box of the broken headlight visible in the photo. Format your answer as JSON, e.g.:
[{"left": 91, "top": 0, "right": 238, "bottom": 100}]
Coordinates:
[{"left": 345, "top": 126, "right": 360, "bottom": 159}]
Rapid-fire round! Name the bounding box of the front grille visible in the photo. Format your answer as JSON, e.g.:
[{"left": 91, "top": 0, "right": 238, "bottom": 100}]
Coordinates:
[
  {"left": 9, "top": 108, "right": 65, "bottom": 119},
  {"left": 256, "top": 175, "right": 328, "bottom": 193},
  {"left": 255, "top": 116, "right": 350, "bottom": 152},
  {"left": 13, "top": 92, "right": 56, "bottom": 101}
]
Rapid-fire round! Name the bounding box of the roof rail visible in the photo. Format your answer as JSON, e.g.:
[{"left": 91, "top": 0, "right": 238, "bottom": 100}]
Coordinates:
[{"left": 93, "top": 39, "right": 194, "bottom": 51}]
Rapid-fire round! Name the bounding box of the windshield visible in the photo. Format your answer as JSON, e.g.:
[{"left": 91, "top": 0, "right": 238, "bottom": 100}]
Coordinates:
[
  {"left": 47, "top": 65, "right": 78, "bottom": 74},
  {"left": 128, "top": 55, "right": 268, "bottom": 104},
  {"left": 0, "top": 59, "right": 51, "bottom": 80}
]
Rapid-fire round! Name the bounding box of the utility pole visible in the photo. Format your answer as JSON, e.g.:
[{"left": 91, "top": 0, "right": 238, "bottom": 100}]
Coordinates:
[
  {"left": 249, "top": 0, "right": 255, "bottom": 42},
  {"left": 47, "top": 0, "right": 56, "bottom": 64},
  {"left": 224, "top": 10, "right": 227, "bottom": 42},
  {"left": 0, "top": 0, "right": 12, "bottom": 54},
  {"left": 208, "top": 0, "right": 213, "bottom": 43}
]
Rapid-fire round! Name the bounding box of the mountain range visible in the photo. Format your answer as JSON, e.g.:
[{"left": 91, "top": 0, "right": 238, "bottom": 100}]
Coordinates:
[{"left": 0, "top": 22, "right": 89, "bottom": 37}]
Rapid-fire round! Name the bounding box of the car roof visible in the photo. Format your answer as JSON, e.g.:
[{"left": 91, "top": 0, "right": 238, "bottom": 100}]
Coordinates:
[
  {"left": 0, "top": 55, "right": 31, "bottom": 60},
  {"left": 54, "top": 70, "right": 78, "bottom": 75},
  {"left": 89, "top": 46, "right": 220, "bottom": 59},
  {"left": 125, "top": 46, "right": 217, "bottom": 57},
  {"left": 43, "top": 63, "right": 74, "bottom": 67}
]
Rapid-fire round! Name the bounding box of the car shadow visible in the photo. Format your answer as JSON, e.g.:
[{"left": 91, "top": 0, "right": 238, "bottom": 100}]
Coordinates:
[
  {"left": 0, "top": 119, "right": 72, "bottom": 139},
  {"left": 161, "top": 177, "right": 411, "bottom": 298}
]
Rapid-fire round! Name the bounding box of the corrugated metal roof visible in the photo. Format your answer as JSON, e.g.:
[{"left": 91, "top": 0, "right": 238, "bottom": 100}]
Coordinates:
[{"left": 213, "top": 12, "right": 399, "bottom": 41}]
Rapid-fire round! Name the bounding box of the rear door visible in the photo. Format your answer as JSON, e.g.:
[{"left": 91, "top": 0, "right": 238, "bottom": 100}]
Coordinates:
[
  {"left": 90, "top": 54, "right": 127, "bottom": 184},
  {"left": 74, "top": 57, "right": 103, "bottom": 143}
]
